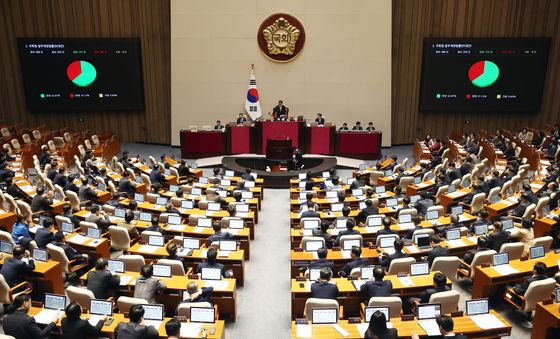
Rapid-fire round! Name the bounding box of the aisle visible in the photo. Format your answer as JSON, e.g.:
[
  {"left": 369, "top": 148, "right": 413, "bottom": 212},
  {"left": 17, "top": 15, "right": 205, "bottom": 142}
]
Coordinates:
[{"left": 226, "top": 188, "right": 292, "bottom": 339}]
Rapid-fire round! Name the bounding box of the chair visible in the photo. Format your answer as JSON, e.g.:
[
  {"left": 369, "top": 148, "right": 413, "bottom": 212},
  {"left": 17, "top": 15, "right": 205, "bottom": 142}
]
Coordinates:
[
  {"left": 398, "top": 208, "right": 418, "bottom": 217},
  {"left": 66, "top": 190, "right": 86, "bottom": 212},
  {"left": 301, "top": 236, "right": 326, "bottom": 250},
  {"left": 431, "top": 256, "right": 461, "bottom": 282},
  {"left": 156, "top": 259, "right": 186, "bottom": 276},
  {"left": 429, "top": 290, "right": 460, "bottom": 314},
  {"left": 435, "top": 185, "right": 449, "bottom": 204},
  {"left": 462, "top": 193, "right": 486, "bottom": 214},
  {"left": 84, "top": 139, "right": 92, "bottom": 150},
  {"left": 47, "top": 243, "right": 89, "bottom": 275},
  {"left": 118, "top": 254, "right": 146, "bottom": 272},
  {"left": 532, "top": 236, "right": 553, "bottom": 252},
  {"left": 188, "top": 214, "right": 206, "bottom": 226},
  {"left": 339, "top": 235, "right": 363, "bottom": 249},
  {"left": 32, "top": 129, "right": 42, "bottom": 140},
  {"left": 0, "top": 231, "right": 16, "bottom": 247},
  {"left": 461, "top": 174, "right": 471, "bottom": 188},
  {"left": 148, "top": 156, "right": 157, "bottom": 166},
  {"left": 376, "top": 235, "right": 399, "bottom": 247},
  {"left": 15, "top": 201, "right": 35, "bottom": 224},
  {"left": 28, "top": 241, "right": 38, "bottom": 251},
  {"left": 368, "top": 171, "right": 385, "bottom": 186},
  {"left": 79, "top": 221, "right": 98, "bottom": 234},
  {"left": 0, "top": 274, "right": 32, "bottom": 304},
  {"left": 67, "top": 286, "right": 95, "bottom": 310},
  {"left": 299, "top": 217, "right": 322, "bottom": 229},
  {"left": 426, "top": 205, "right": 444, "bottom": 217},
  {"left": 367, "top": 296, "right": 402, "bottom": 318},
  {"left": 504, "top": 278, "right": 556, "bottom": 321},
  {"left": 22, "top": 134, "right": 32, "bottom": 145},
  {"left": 10, "top": 139, "right": 21, "bottom": 152},
  {"left": 141, "top": 173, "right": 152, "bottom": 192},
  {"left": 487, "top": 187, "right": 501, "bottom": 203},
  {"left": 108, "top": 226, "right": 133, "bottom": 251},
  {"left": 387, "top": 257, "right": 416, "bottom": 275},
  {"left": 117, "top": 296, "right": 149, "bottom": 313},
  {"left": 177, "top": 302, "right": 214, "bottom": 319},
  {"left": 411, "top": 228, "right": 434, "bottom": 239},
  {"left": 399, "top": 176, "right": 415, "bottom": 191},
  {"left": 0, "top": 128, "right": 10, "bottom": 138},
  {"left": 304, "top": 298, "right": 342, "bottom": 320},
  {"left": 141, "top": 231, "right": 163, "bottom": 244},
  {"left": 457, "top": 250, "right": 496, "bottom": 279},
  {"left": 499, "top": 242, "right": 525, "bottom": 260},
  {"left": 91, "top": 135, "right": 100, "bottom": 147},
  {"left": 535, "top": 197, "right": 551, "bottom": 218}
]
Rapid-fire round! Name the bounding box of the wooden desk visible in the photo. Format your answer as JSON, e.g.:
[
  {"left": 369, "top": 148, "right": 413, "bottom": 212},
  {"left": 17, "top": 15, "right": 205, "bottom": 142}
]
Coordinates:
[
  {"left": 291, "top": 310, "right": 511, "bottom": 338},
  {"left": 440, "top": 188, "right": 471, "bottom": 212},
  {"left": 532, "top": 301, "right": 560, "bottom": 339},
  {"left": 534, "top": 216, "right": 558, "bottom": 238},
  {"left": 0, "top": 210, "right": 17, "bottom": 233},
  {"left": 28, "top": 306, "right": 225, "bottom": 338},
  {"left": 484, "top": 196, "right": 520, "bottom": 220},
  {"left": 66, "top": 233, "right": 111, "bottom": 258},
  {"left": 0, "top": 255, "right": 64, "bottom": 294},
  {"left": 290, "top": 248, "right": 379, "bottom": 277},
  {"left": 406, "top": 180, "right": 436, "bottom": 196},
  {"left": 472, "top": 251, "right": 560, "bottom": 298}
]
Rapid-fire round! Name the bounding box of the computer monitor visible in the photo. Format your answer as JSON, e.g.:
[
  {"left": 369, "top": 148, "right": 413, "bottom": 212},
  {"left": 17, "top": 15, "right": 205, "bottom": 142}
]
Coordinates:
[
  {"left": 311, "top": 308, "right": 338, "bottom": 324},
  {"left": 241, "top": 191, "right": 253, "bottom": 199},
  {"left": 304, "top": 240, "right": 324, "bottom": 252},
  {"left": 152, "top": 264, "right": 172, "bottom": 278},
  {"left": 309, "top": 268, "right": 321, "bottom": 281},
  {"left": 191, "top": 188, "right": 202, "bottom": 196},
  {"left": 97, "top": 183, "right": 106, "bottom": 191},
  {"left": 303, "top": 219, "right": 320, "bottom": 230},
  {"left": 218, "top": 191, "right": 228, "bottom": 199},
  {"left": 347, "top": 178, "right": 356, "bottom": 185},
  {"left": 410, "top": 195, "right": 421, "bottom": 204},
  {"left": 414, "top": 177, "right": 422, "bottom": 184},
  {"left": 298, "top": 182, "right": 306, "bottom": 189},
  {"left": 236, "top": 204, "right": 249, "bottom": 213},
  {"left": 53, "top": 192, "right": 63, "bottom": 201},
  {"left": 207, "top": 202, "right": 221, "bottom": 211},
  {"left": 491, "top": 195, "right": 500, "bottom": 204},
  {"left": 543, "top": 204, "right": 551, "bottom": 215},
  {"left": 167, "top": 215, "right": 181, "bottom": 225},
  {"left": 466, "top": 298, "right": 489, "bottom": 316},
  {"left": 359, "top": 164, "right": 367, "bottom": 171},
  {"left": 375, "top": 186, "right": 386, "bottom": 194},
  {"left": 141, "top": 304, "right": 164, "bottom": 321},
  {"left": 529, "top": 245, "right": 545, "bottom": 260},
  {"left": 379, "top": 236, "right": 397, "bottom": 248},
  {"left": 219, "top": 240, "right": 237, "bottom": 252},
  {"left": 322, "top": 171, "right": 330, "bottom": 178},
  {"left": 450, "top": 205, "right": 463, "bottom": 215},
  {"left": 229, "top": 219, "right": 244, "bottom": 229},
  {"left": 417, "top": 303, "right": 442, "bottom": 320},
  {"left": 164, "top": 169, "right": 171, "bottom": 176},
  {"left": 201, "top": 267, "right": 222, "bottom": 280},
  {"left": 114, "top": 208, "right": 126, "bottom": 218},
  {"left": 134, "top": 193, "right": 144, "bottom": 202},
  {"left": 225, "top": 170, "right": 234, "bottom": 177},
  {"left": 107, "top": 259, "right": 125, "bottom": 274},
  {"left": 556, "top": 287, "right": 560, "bottom": 303},
  {"left": 359, "top": 201, "right": 366, "bottom": 210},
  {"left": 414, "top": 234, "right": 430, "bottom": 247},
  {"left": 426, "top": 172, "right": 435, "bottom": 180},
  {"left": 410, "top": 262, "right": 430, "bottom": 276},
  {"left": 38, "top": 215, "right": 47, "bottom": 226},
  {"left": 61, "top": 222, "right": 74, "bottom": 234},
  {"left": 190, "top": 307, "right": 216, "bottom": 323},
  {"left": 139, "top": 212, "right": 152, "bottom": 222},
  {"left": 156, "top": 197, "right": 167, "bottom": 206},
  {"left": 447, "top": 184, "right": 456, "bottom": 193},
  {"left": 44, "top": 293, "right": 66, "bottom": 311},
  {"left": 352, "top": 189, "right": 363, "bottom": 197},
  {"left": 183, "top": 237, "right": 200, "bottom": 249},
  {"left": 474, "top": 224, "right": 489, "bottom": 236},
  {"left": 181, "top": 200, "right": 194, "bottom": 209},
  {"left": 399, "top": 214, "right": 412, "bottom": 224},
  {"left": 331, "top": 203, "right": 343, "bottom": 212},
  {"left": 90, "top": 299, "right": 113, "bottom": 316},
  {"left": 299, "top": 192, "right": 307, "bottom": 200},
  {"left": 87, "top": 228, "right": 101, "bottom": 239},
  {"left": 169, "top": 185, "right": 179, "bottom": 193},
  {"left": 197, "top": 218, "right": 212, "bottom": 228},
  {"left": 324, "top": 180, "right": 333, "bottom": 188},
  {"left": 336, "top": 219, "right": 348, "bottom": 229},
  {"left": 199, "top": 177, "right": 209, "bottom": 184},
  {"left": 32, "top": 248, "right": 48, "bottom": 262},
  {"left": 492, "top": 253, "right": 509, "bottom": 266},
  {"left": 463, "top": 179, "right": 471, "bottom": 187},
  {"left": 384, "top": 170, "right": 393, "bottom": 176},
  {"left": 361, "top": 266, "right": 375, "bottom": 280},
  {"left": 135, "top": 176, "right": 142, "bottom": 184},
  {"left": 426, "top": 210, "right": 439, "bottom": 220},
  {"left": 148, "top": 235, "right": 165, "bottom": 247},
  {"left": 190, "top": 162, "right": 198, "bottom": 169},
  {"left": 326, "top": 191, "right": 337, "bottom": 199},
  {"left": 298, "top": 173, "right": 307, "bottom": 180},
  {"left": 364, "top": 306, "right": 390, "bottom": 322},
  {"left": 0, "top": 241, "right": 13, "bottom": 254},
  {"left": 342, "top": 239, "right": 361, "bottom": 251},
  {"left": 386, "top": 198, "right": 398, "bottom": 207},
  {"left": 446, "top": 229, "right": 461, "bottom": 241},
  {"left": 501, "top": 219, "right": 514, "bottom": 231},
  {"left": 220, "top": 179, "right": 231, "bottom": 186},
  {"left": 367, "top": 216, "right": 382, "bottom": 227}
]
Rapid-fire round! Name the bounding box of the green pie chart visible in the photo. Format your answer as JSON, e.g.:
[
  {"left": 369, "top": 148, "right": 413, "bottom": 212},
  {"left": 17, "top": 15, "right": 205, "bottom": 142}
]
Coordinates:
[
  {"left": 468, "top": 60, "right": 499, "bottom": 88},
  {"left": 66, "top": 60, "right": 97, "bottom": 87}
]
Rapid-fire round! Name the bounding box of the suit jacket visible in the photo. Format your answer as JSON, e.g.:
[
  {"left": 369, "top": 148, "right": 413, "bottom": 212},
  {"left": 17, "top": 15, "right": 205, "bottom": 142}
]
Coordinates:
[
  {"left": 459, "top": 163, "right": 472, "bottom": 176},
  {"left": 241, "top": 173, "right": 255, "bottom": 181},
  {"left": 0, "top": 257, "right": 35, "bottom": 287},
  {"left": 311, "top": 281, "right": 339, "bottom": 299},
  {"left": 315, "top": 118, "right": 325, "bottom": 125},
  {"left": 3, "top": 309, "right": 57, "bottom": 339},
  {"left": 87, "top": 269, "right": 121, "bottom": 299},
  {"left": 31, "top": 194, "right": 53, "bottom": 212},
  {"left": 463, "top": 247, "right": 490, "bottom": 265},
  {"left": 488, "top": 231, "right": 509, "bottom": 252},
  {"left": 53, "top": 173, "right": 68, "bottom": 187},
  {"left": 150, "top": 170, "right": 165, "bottom": 185},
  {"left": 301, "top": 210, "right": 321, "bottom": 219},
  {"left": 78, "top": 185, "right": 98, "bottom": 202},
  {"left": 34, "top": 227, "right": 54, "bottom": 248},
  {"left": 85, "top": 214, "right": 111, "bottom": 230},
  {"left": 53, "top": 242, "right": 83, "bottom": 261},
  {"left": 118, "top": 178, "right": 137, "bottom": 197},
  {"left": 309, "top": 259, "right": 335, "bottom": 270},
  {"left": 47, "top": 169, "right": 58, "bottom": 181},
  {"left": 236, "top": 117, "right": 247, "bottom": 125},
  {"left": 334, "top": 229, "right": 360, "bottom": 247},
  {"left": 381, "top": 251, "right": 409, "bottom": 268},
  {"left": 340, "top": 257, "right": 369, "bottom": 277},
  {"left": 513, "top": 274, "right": 548, "bottom": 296},
  {"left": 414, "top": 198, "right": 434, "bottom": 216},
  {"left": 447, "top": 169, "right": 462, "bottom": 181},
  {"left": 420, "top": 285, "right": 451, "bottom": 303},
  {"left": 61, "top": 317, "right": 103, "bottom": 339},
  {"left": 427, "top": 245, "right": 450, "bottom": 267},
  {"left": 312, "top": 229, "right": 332, "bottom": 248},
  {"left": 273, "top": 105, "right": 287, "bottom": 118},
  {"left": 64, "top": 181, "right": 79, "bottom": 194},
  {"left": 196, "top": 262, "right": 227, "bottom": 278},
  {"left": 488, "top": 176, "right": 503, "bottom": 189},
  {"left": 356, "top": 206, "right": 379, "bottom": 223},
  {"left": 350, "top": 179, "right": 366, "bottom": 189},
  {"left": 178, "top": 164, "right": 190, "bottom": 177},
  {"left": 114, "top": 322, "right": 159, "bottom": 339},
  {"left": 360, "top": 279, "right": 393, "bottom": 299},
  {"left": 208, "top": 230, "right": 234, "bottom": 243},
  {"left": 511, "top": 201, "right": 530, "bottom": 218}
]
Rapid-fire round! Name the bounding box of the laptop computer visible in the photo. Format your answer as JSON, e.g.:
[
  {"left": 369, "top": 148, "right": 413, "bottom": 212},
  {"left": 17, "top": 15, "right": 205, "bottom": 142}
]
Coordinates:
[
  {"left": 322, "top": 171, "right": 330, "bottom": 178},
  {"left": 386, "top": 198, "right": 398, "bottom": 208},
  {"left": 298, "top": 182, "right": 306, "bottom": 189},
  {"left": 191, "top": 188, "right": 202, "bottom": 196},
  {"left": 331, "top": 203, "right": 343, "bottom": 212},
  {"left": 364, "top": 306, "right": 390, "bottom": 322},
  {"left": 414, "top": 177, "right": 422, "bottom": 184},
  {"left": 241, "top": 191, "right": 253, "bottom": 199},
  {"left": 35, "top": 293, "right": 66, "bottom": 324},
  {"left": 139, "top": 212, "right": 152, "bottom": 222},
  {"left": 359, "top": 164, "right": 367, "bottom": 171},
  {"left": 190, "top": 162, "right": 198, "bottom": 169},
  {"left": 375, "top": 186, "right": 386, "bottom": 194},
  {"left": 347, "top": 178, "right": 356, "bottom": 186},
  {"left": 410, "top": 262, "right": 430, "bottom": 276},
  {"left": 134, "top": 193, "right": 144, "bottom": 202},
  {"left": 164, "top": 169, "right": 171, "bottom": 176},
  {"left": 336, "top": 218, "right": 348, "bottom": 229},
  {"left": 305, "top": 240, "right": 324, "bottom": 252},
  {"left": 414, "top": 234, "right": 431, "bottom": 249},
  {"left": 447, "top": 185, "right": 456, "bottom": 193},
  {"left": 466, "top": 298, "right": 489, "bottom": 316},
  {"left": 97, "top": 183, "right": 106, "bottom": 191},
  {"left": 148, "top": 235, "right": 165, "bottom": 247},
  {"left": 492, "top": 253, "right": 509, "bottom": 266},
  {"left": 90, "top": 299, "right": 113, "bottom": 317},
  {"left": 141, "top": 304, "right": 164, "bottom": 327},
  {"left": 152, "top": 264, "right": 172, "bottom": 278},
  {"left": 311, "top": 308, "right": 338, "bottom": 324},
  {"left": 398, "top": 214, "right": 412, "bottom": 224},
  {"left": 491, "top": 195, "right": 500, "bottom": 204},
  {"left": 225, "top": 170, "right": 235, "bottom": 177},
  {"left": 450, "top": 205, "right": 463, "bottom": 215},
  {"left": 169, "top": 185, "right": 179, "bottom": 193},
  {"left": 167, "top": 214, "right": 182, "bottom": 225},
  {"left": 298, "top": 173, "right": 307, "bottom": 180},
  {"left": 220, "top": 179, "right": 231, "bottom": 186},
  {"left": 107, "top": 259, "right": 125, "bottom": 274},
  {"left": 326, "top": 191, "right": 337, "bottom": 199},
  {"left": 199, "top": 177, "right": 209, "bottom": 184},
  {"left": 32, "top": 248, "right": 48, "bottom": 262},
  {"left": 352, "top": 189, "right": 363, "bottom": 197},
  {"left": 135, "top": 176, "right": 142, "bottom": 184},
  {"left": 556, "top": 287, "right": 560, "bottom": 303},
  {"left": 384, "top": 170, "right": 393, "bottom": 177},
  {"left": 182, "top": 237, "right": 200, "bottom": 250},
  {"left": 529, "top": 245, "right": 545, "bottom": 260},
  {"left": 190, "top": 307, "right": 216, "bottom": 323},
  {"left": 236, "top": 204, "right": 249, "bottom": 213},
  {"left": 426, "top": 210, "right": 439, "bottom": 221},
  {"left": 379, "top": 236, "right": 397, "bottom": 249},
  {"left": 201, "top": 267, "right": 222, "bottom": 280},
  {"left": 417, "top": 303, "right": 442, "bottom": 320},
  {"left": 0, "top": 241, "right": 13, "bottom": 254},
  {"left": 197, "top": 218, "right": 212, "bottom": 228},
  {"left": 359, "top": 201, "right": 367, "bottom": 210},
  {"left": 410, "top": 195, "right": 420, "bottom": 204}
]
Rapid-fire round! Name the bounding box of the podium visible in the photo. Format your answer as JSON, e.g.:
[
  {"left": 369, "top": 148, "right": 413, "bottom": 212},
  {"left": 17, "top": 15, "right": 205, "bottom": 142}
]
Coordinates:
[
  {"left": 255, "top": 120, "right": 306, "bottom": 154},
  {"left": 306, "top": 123, "right": 335, "bottom": 155},
  {"left": 227, "top": 124, "right": 254, "bottom": 154},
  {"left": 266, "top": 139, "right": 293, "bottom": 160}
]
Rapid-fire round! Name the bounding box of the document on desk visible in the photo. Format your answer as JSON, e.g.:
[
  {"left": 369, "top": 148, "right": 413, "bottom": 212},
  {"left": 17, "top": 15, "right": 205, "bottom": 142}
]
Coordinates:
[
  {"left": 352, "top": 280, "right": 366, "bottom": 290},
  {"left": 356, "top": 322, "right": 393, "bottom": 336},
  {"left": 143, "top": 320, "right": 162, "bottom": 329},
  {"left": 341, "top": 250, "right": 352, "bottom": 259},
  {"left": 29, "top": 225, "right": 41, "bottom": 234},
  {"left": 204, "top": 211, "right": 215, "bottom": 217},
  {"left": 302, "top": 230, "right": 313, "bottom": 236},
  {"left": 458, "top": 215, "right": 470, "bottom": 222},
  {"left": 228, "top": 229, "right": 239, "bottom": 236},
  {"left": 205, "top": 280, "right": 229, "bottom": 290},
  {"left": 192, "top": 227, "right": 203, "bottom": 233},
  {"left": 330, "top": 229, "right": 340, "bottom": 236},
  {"left": 331, "top": 324, "right": 350, "bottom": 337},
  {"left": 68, "top": 234, "right": 89, "bottom": 245},
  {"left": 467, "top": 236, "right": 478, "bottom": 244},
  {"left": 88, "top": 315, "right": 105, "bottom": 326},
  {"left": 418, "top": 319, "right": 442, "bottom": 336},
  {"left": 236, "top": 212, "right": 250, "bottom": 218},
  {"left": 446, "top": 239, "right": 467, "bottom": 247},
  {"left": 398, "top": 276, "right": 415, "bottom": 287},
  {"left": 138, "top": 245, "right": 158, "bottom": 253},
  {"left": 181, "top": 322, "right": 202, "bottom": 337},
  {"left": 218, "top": 250, "right": 232, "bottom": 258},
  {"left": 470, "top": 313, "right": 506, "bottom": 329},
  {"left": 119, "top": 275, "right": 134, "bottom": 286},
  {"left": 34, "top": 309, "right": 62, "bottom": 324},
  {"left": 383, "top": 247, "right": 396, "bottom": 255},
  {"left": 405, "top": 245, "right": 420, "bottom": 253},
  {"left": 296, "top": 324, "right": 312, "bottom": 337},
  {"left": 364, "top": 226, "right": 380, "bottom": 233},
  {"left": 492, "top": 264, "right": 519, "bottom": 276},
  {"left": 400, "top": 222, "right": 416, "bottom": 230},
  {"left": 167, "top": 225, "right": 186, "bottom": 232}
]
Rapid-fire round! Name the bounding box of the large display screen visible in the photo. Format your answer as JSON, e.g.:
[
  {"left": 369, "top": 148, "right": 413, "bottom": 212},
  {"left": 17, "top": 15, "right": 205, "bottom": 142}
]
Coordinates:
[
  {"left": 17, "top": 38, "right": 144, "bottom": 111},
  {"left": 419, "top": 38, "right": 550, "bottom": 112}
]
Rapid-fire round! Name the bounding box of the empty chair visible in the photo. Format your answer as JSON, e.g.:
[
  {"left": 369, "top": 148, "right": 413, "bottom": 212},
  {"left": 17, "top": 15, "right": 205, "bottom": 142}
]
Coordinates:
[
  {"left": 108, "top": 226, "right": 132, "bottom": 251},
  {"left": 84, "top": 139, "right": 92, "bottom": 150},
  {"left": 0, "top": 128, "right": 10, "bottom": 138},
  {"left": 10, "top": 139, "right": 21, "bottom": 152},
  {"left": 79, "top": 221, "right": 98, "bottom": 234},
  {"left": 431, "top": 256, "right": 461, "bottom": 282},
  {"left": 387, "top": 257, "right": 416, "bottom": 275},
  {"left": 368, "top": 171, "right": 385, "bottom": 186},
  {"left": 117, "top": 296, "right": 149, "bottom": 313},
  {"left": 66, "top": 286, "right": 95, "bottom": 310},
  {"left": 429, "top": 290, "right": 460, "bottom": 314},
  {"left": 66, "top": 190, "right": 85, "bottom": 212},
  {"left": 156, "top": 259, "right": 186, "bottom": 276},
  {"left": 397, "top": 208, "right": 417, "bottom": 217},
  {"left": 434, "top": 185, "right": 449, "bottom": 204},
  {"left": 32, "top": 129, "right": 42, "bottom": 140},
  {"left": 304, "top": 298, "right": 341, "bottom": 320},
  {"left": 532, "top": 236, "right": 553, "bottom": 252},
  {"left": 53, "top": 137, "right": 65, "bottom": 148},
  {"left": 487, "top": 187, "right": 500, "bottom": 203},
  {"left": 463, "top": 193, "right": 486, "bottom": 214},
  {"left": 141, "top": 173, "right": 152, "bottom": 192},
  {"left": 64, "top": 132, "right": 72, "bottom": 143},
  {"left": 91, "top": 135, "right": 100, "bottom": 147},
  {"left": 118, "top": 254, "right": 146, "bottom": 272},
  {"left": 367, "top": 296, "right": 402, "bottom": 318},
  {"left": 534, "top": 197, "right": 551, "bottom": 218},
  {"left": 499, "top": 242, "right": 525, "bottom": 260},
  {"left": 22, "top": 134, "right": 32, "bottom": 144},
  {"left": 426, "top": 205, "right": 444, "bottom": 217}
]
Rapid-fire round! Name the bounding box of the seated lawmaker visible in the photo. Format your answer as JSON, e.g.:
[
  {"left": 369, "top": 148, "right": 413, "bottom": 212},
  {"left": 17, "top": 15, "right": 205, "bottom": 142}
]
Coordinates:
[
  {"left": 236, "top": 113, "right": 247, "bottom": 125},
  {"left": 339, "top": 246, "right": 369, "bottom": 277},
  {"left": 463, "top": 236, "right": 490, "bottom": 265},
  {"left": 510, "top": 262, "right": 548, "bottom": 304},
  {"left": 418, "top": 272, "right": 450, "bottom": 303},
  {"left": 312, "top": 221, "right": 333, "bottom": 249},
  {"left": 118, "top": 171, "right": 137, "bottom": 197},
  {"left": 360, "top": 266, "right": 393, "bottom": 300},
  {"left": 208, "top": 221, "right": 234, "bottom": 243},
  {"left": 311, "top": 267, "right": 339, "bottom": 300},
  {"left": 196, "top": 247, "right": 233, "bottom": 278},
  {"left": 11, "top": 215, "right": 31, "bottom": 246},
  {"left": 34, "top": 217, "right": 55, "bottom": 249},
  {"left": 3, "top": 294, "right": 61, "bottom": 339},
  {"left": 214, "top": 120, "right": 224, "bottom": 130},
  {"left": 412, "top": 315, "right": 467, "bottom": 339},
  {"left": 426, "top": 236, "right": 449, "bottom": 267},
  {"left": 378, "top": 217, "right": 398, "bottom": 236},
  {"left": 380, "top": 238, "right": 409, "bottom": 269},
  {"left": 366, "top": 122, "right": 375, "bottom": 132},
  {"left": 0, "top": 245, "right": 35, "bottom": 290},
  {"left": 352, "top": 121, "right": 363, "bottom": 130},
  {"left": 356, "top": 199, "right": 378, "bottom": 224},
  {"left": 181, "top": 281, "right": 213, "bottom": 304},
  {"left": 86, "top": 258, "right": 121, "bottom": 299},
  {"left": 334, "top": 219, "right": 360, "bottom": 247},
  {"left": 364, "top": 311, "right": 398, "bottom": 339},
  {"left": 339, "top": 123, "right": 349, "bottom": 131},
  {"left": 61, "top": 302, "right": 106, "bottom": 339},
  {"left": 308, "top": 247, "right": 335, "bottom": 270},
  {"left": 115, "top": 304, "right": 159, "bottom": 339},
  {"left": 315, "top": 113, "right": 325, "bottom": 125},
  {"left": 488, "top": 221, "right": 509, "bottom": 252},
  {"left": 134, "top": 264, "right": 167, "bottom": 304}
]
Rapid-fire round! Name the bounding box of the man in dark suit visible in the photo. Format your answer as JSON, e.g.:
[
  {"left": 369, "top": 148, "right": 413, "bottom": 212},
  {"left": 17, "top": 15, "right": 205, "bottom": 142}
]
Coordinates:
[
  {"left": 312, "top": 221, "right": 333, "bottom": 249},
  {"left": 378, "top": 217, "right": 398, "bottom": 236},
  {"left": 53, "top": 231, "right": 88, "bottom": 264},
  {"left": 118, "top": 171, "right": 137, "bottom": 197},
  {"left": 311, "top": 267, "right": 339, "bottom": 300},
  {"left": 511, "top": 262, "right": 548, "bottom": 300},
  {"left": 487, "top": 170, "right": 503, "bottom": 189},
  {"left": 61, "top": 301, "right": 106, "bottom": 338},
  {"left": 63, "top": 174, "right": 80, "bottom": 194},
  {"left": 47, "top": 162, "right": 58, "bottom": 181},
  {"left": 272, "top": 100, "right": 288, "bottom": 120},
  {"left": 488, "top": 221, "right": 509, "bottom": 252},
  {"left": 411, "top": 315, "right": 468, "bottom": 339},
  {"left": 38, "top": 145, "right": 53, "bottom": 166},
  {"left": 114, "top": 304, "right": 159, "bottom": 339},
  {"left": 426, "top": 236, "right": 449, "bottom": 267},
  {"left": 350, "top": 174, "right": 366, "bottom": 189},
  {"left": 177, "top": 160, "right": 190, "bottom": 177},
  {"left": 360, "top": 266, "right": 393, "bottom": 301},
  {"left": 522, "top": 184, "right": 539, "bottom": 205},
  {"left": 308, "top": 247, "right": 335, "bottom": 270},
  {"left": 339, "top": 123, "right": 349, "bottom": 131},
  {"left": 459, "top": 158, "right": 472, "bottom": 176},
  {"left": 404, "top": 216, "right": 424, "bottom": 239},
  {"left": 315, "top": 113, "right": 325, "bottom": 125},
  {"left": 214, "top": 120, "right": 224, "bottom": 130},
  {"left": 34, "top": 218, "right": 54, "bottom": 249},
  {"left": 241, "top": 168, "right": 255, "bottom": 181},
  {"left": 3, "top": 294, "right": 60, "bottom": 339},
  {"left": 339, "top": 246, "right": 369, "bottom": 277},
  {"left": 0, "top": 245, "right": 35, "bottom": 289},
  {"left": 208, "top": 221, "right": 234, "bottom": 243},
  {"left": 31, "top": 187, "right": 53, "bottom": 213},
  {"left": 441, "top": 214, "right": 465, "bottom": 235},
  {"left": 149, "top": 165, "right": 166, "bottom": 186},
  {"left": 352, "top": 121, "right": 363, "bottom": 130},
  {"left": 380, "top": 238, "right": 410, "bottom": 268},
  {"left": 509, "top": 193, "right": 531, "bottom": 218},
  {"left": 414, "top": 192, "right": 434, "bottom": 216},
  {"left": 86, "top": 258, "right": 121, "bottom": 299},
  {"left": 62, "top": 204, "right": 81, "bottom": 228},
  {"left": 419, "top": 272, "right": 450, "bottom": 303},
  {"left": 356, "top": 199, "right": 378, "bottom": 224},
  {"left": 446, "top": 163, "right": 461, "bottom": 182},
  {"left": 301, "top": 201, "right": 321, "bottom": 218},
  {"left": 463, "top": 236, "right": 490, "bottom": 265},
  {"left": 334, "top": 219, "right": 360, "bottom": 247},
  {"left": 52, "top": 167, "right": 68, "bottom": 187},
  {"left": 78, "top": 179, "right": 100, "bottom": 204},
  {"left": 236, "top": 113, "right": 247, "bottom": 125},
  {"left": 196, "top": 247, "right": 233, "bottom": 278},
  {"left": 85, "top": 205, "right": 111, "bottom": 231}
]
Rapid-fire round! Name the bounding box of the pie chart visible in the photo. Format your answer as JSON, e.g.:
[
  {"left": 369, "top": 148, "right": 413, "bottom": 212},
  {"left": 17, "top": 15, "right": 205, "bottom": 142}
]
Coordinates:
[
  {"left": 468, "top": 60, "right": 499, "bottom": 88},
  {"left": 67, "top": 60, "right": 97, "bottom": 87}
]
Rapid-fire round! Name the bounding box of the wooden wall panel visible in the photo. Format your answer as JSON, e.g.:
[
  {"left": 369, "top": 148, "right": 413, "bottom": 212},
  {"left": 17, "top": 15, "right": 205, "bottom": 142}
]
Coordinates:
[
  {"left": 0, "top": 0, "right": 170, "bottom": 144},
  {"left": 392, "top": 0, "right": 560, "bottom": 144}
]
